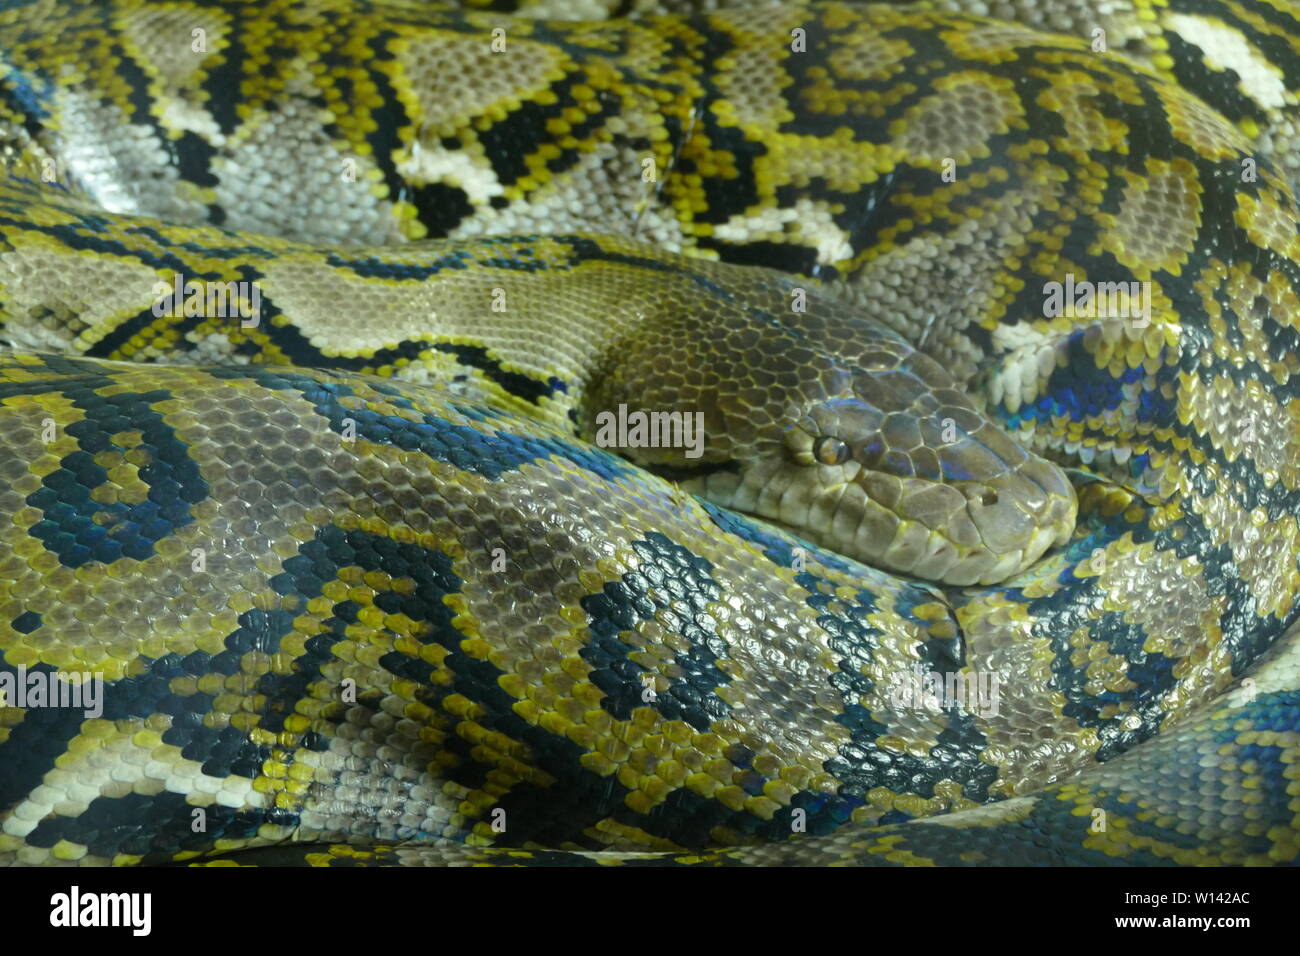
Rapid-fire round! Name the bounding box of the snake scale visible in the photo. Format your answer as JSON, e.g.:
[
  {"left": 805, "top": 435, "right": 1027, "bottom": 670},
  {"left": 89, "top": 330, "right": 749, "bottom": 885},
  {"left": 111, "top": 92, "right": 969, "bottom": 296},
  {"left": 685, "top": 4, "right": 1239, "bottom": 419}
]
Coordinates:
[{"left": 0, "top": 0, "right": 1299, "bottom": 868}]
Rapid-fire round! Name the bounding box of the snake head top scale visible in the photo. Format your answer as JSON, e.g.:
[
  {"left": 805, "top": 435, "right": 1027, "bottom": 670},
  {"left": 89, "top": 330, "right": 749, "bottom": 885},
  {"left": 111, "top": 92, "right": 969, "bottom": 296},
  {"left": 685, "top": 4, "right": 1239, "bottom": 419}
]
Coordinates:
[{"left": 580, "top": 267, "right": 1077, "bottom": 587}]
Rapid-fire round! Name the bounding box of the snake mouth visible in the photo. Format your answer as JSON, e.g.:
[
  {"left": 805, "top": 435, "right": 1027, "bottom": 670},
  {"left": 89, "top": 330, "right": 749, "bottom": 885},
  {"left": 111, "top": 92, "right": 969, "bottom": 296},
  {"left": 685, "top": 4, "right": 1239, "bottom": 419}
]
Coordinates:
[
  {"left": 686, "top": 456, "right": 1077, "bottom": 586},
  {"left": 644, "top": 459, "right": 741, "bottom": 484}
]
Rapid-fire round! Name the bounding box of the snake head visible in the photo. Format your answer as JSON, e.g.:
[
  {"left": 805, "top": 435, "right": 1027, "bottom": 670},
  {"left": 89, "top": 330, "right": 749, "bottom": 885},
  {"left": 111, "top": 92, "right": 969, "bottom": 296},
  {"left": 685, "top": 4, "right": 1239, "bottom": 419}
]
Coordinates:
[
  {"left": 678, "top": 336, "right": 1077, "bottom": 586},
  {"left": 579, "top": 265, "right": 1076, "bottom": 586}
]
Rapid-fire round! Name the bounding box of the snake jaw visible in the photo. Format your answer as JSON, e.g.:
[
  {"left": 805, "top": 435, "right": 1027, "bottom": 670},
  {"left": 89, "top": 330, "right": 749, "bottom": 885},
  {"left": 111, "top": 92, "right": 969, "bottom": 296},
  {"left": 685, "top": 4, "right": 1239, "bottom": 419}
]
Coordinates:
[
  {"left": 691, "top": 444, "right": 1076, "bottom": 585},
  {"left": 689, "top": 401, "right": 1078, "bottom": 586}
]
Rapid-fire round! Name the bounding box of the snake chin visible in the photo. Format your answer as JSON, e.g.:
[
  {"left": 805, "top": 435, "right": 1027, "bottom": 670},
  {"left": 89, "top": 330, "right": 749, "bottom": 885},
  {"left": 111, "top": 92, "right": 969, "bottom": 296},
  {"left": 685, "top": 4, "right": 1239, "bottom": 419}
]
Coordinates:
[{"left": 686, "top": 456, "right": 1076, "bottom": 586}]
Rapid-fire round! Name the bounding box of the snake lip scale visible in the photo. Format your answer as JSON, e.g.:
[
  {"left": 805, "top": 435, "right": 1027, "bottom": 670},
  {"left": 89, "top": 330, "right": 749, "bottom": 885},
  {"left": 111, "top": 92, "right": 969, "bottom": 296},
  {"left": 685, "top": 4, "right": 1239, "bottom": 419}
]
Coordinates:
[{"left": 0, "top": 0, "right": 1297, "bottom": 867}]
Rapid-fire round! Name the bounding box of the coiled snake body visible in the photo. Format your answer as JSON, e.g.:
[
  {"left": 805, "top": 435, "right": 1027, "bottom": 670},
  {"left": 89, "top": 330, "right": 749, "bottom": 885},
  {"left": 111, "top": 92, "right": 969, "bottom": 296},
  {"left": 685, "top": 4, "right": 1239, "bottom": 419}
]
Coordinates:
[{"left": 1, "top": 0, "right": 1299, "bottom": 866}]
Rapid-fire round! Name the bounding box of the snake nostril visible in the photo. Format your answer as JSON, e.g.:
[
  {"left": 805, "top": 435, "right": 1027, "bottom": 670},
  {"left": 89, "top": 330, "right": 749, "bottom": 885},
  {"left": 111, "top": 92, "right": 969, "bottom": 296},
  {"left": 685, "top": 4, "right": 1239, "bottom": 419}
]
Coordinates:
[{"left": 980, "top": 490, "right": 998, "bottom": 506}]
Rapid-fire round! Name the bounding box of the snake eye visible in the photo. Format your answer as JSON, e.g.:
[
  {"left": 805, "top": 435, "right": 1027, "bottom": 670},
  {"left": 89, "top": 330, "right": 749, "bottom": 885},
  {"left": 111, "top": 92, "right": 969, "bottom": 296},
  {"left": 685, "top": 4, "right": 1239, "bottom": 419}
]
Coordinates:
[{"left": 813, "top": 436, "right": 851, "bottom": 465}]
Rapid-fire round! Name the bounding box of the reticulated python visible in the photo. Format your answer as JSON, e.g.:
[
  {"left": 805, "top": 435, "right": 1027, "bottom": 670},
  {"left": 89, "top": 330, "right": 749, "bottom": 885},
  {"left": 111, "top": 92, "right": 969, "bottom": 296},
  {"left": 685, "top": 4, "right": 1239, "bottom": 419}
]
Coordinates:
[{"left": 0, "top": 0, "right": 1298, "bottom": 867}]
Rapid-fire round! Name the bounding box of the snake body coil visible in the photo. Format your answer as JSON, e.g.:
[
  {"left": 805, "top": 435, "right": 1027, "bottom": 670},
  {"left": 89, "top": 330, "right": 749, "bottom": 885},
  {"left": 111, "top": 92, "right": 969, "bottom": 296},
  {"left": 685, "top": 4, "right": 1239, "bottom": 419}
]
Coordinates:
[{"left": 0, "top": 0, "right": 1299, "bottom": 866}]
